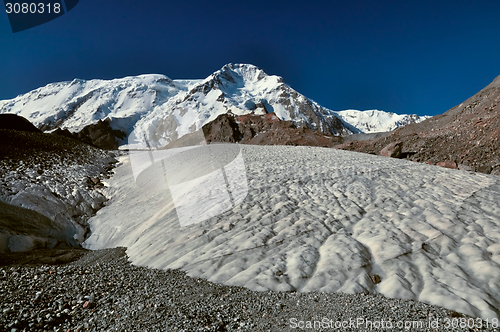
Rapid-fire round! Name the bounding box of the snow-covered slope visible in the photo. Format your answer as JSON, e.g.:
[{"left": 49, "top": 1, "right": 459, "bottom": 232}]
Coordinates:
[
  {"left": 0, "top": 74, "right": 196, "bottom": 148},
  {"left": 336, "top": 109, "right": 431, "bottom": 134},
  {"left": 0, "top": 64, "right": 347, "bottom": 148},
  {"left": 0, "top": 64, "right": 430, "bottom": 148},
  {"left": 84, "top": 144, "right": 500, "bottom": 320}
]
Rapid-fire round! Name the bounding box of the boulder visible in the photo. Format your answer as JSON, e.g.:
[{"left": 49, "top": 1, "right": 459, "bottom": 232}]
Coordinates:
[
  {"left": 458, "top": 164, "right": 475, "bottom": 172},
  {"left": 477, "top": 165, "right": 492, "bottom": 174},
  {"left": 436, "top": 161, "right": 458, "bottom": 169},
  {"left": 380, "top": 141, "right": 403, "bottom": 158},
  {"left": 370, "top": 274, "right": 381, "bottom": 284}
]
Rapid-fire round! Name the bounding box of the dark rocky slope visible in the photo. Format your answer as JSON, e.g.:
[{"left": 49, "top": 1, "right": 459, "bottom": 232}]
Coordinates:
[
  {"left": 0, "top": 128, "right": 110, "bottom": 166},
  {"left": 0, "top": 114, "right": 42, "bottom": 133},
  {"left": 0, "top": 119, "right": 119, "bottom": 253},
  {"left": 50, "top": 118, "right": 126, "bottom": 150}
]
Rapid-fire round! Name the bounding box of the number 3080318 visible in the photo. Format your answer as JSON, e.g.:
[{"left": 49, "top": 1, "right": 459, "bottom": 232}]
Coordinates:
[{"left": 5, "top": 3, "right": 61, "bottom": 14}]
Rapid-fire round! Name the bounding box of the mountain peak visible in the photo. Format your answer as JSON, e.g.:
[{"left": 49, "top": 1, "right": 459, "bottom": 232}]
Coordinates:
[
  {"left": 210, "top": 63, "right": 274, "bottom": 85},
  {"left": 220, "top": 63, "right": 263, "bottom": 74},
  {"left": 0, "top": 65, "right": 430, "bottom": 149}
]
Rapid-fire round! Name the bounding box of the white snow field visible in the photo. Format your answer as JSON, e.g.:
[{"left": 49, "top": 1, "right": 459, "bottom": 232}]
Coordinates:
[{"left": 84, "top": 144, "right": 500, "bottom": 320}]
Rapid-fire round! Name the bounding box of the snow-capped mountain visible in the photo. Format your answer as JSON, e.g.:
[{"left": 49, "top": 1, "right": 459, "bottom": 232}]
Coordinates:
[
  {"left": 0, "top": 64, "right": 430, "bottom": 148},
  {"left": 0, "top": 74, "right": 196, "bottom": 148},
  {"left": 336, "top": 109, "right": 431, "bottom": 134}
]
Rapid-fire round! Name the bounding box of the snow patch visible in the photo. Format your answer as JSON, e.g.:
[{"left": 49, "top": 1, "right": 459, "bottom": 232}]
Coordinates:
[{"left": 336, "top": 109, "right": 431, "bottom": 133}]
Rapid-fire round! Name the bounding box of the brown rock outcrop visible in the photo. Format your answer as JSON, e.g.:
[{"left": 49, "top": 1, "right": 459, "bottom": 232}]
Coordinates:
[
  {"left": 200, "top": 112, "right": 342, "bottom": 147},
  {"left": 380, "top": 141, "right": 403, "bottom": 158},
  {"left": 436, "top": 161, "right": 458, "bottom": 169}
]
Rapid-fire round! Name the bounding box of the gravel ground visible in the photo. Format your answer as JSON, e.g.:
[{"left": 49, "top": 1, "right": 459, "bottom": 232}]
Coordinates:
[{"left": 1, "top": 248, "right": 499, "bottom": 332}]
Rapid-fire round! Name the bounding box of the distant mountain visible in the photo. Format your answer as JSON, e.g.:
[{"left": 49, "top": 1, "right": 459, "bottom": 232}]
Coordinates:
[
  {"left": 336, "top": 109, "right": 431, "bottom": 134},
  {"left": 337, "top": 75, "right": 500, "bottom": 174},
  {"left": 0, "top": 64, "right": 429, "bottom": 149}
]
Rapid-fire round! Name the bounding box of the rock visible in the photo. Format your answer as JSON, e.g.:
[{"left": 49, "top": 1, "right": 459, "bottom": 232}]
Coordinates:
[
  {"left": 370, "top": 274, "right": 381, "bottom": 284},
  {"left": 195, "top": 112, "right": 342, "bottom": 147},
  {"left": 380, "top": 141, "right": 403, "bottom": 158},
  {"left": 33, "top": 291, "right": 43, "bottom": 302},
  {"left": 202, "top": 113, "right": 242, "bottom": 143},
  {"left": 51, "top": 118, "right": 126, "bottom": 150},
  {"left": 436, "top": 161, "right": 458, "bottom": 169},
  {"left": 458, "top": 164, "right": 475, "bottom": 172},
  {"left": 90, "top": 177, "right": 100, "bottom": 184},
  {"left": 82, "top": 301, "right": 94, "bottom": 309},
  {"left": 477, "top": 165, "right": 492, "bottom": 174},
  {"left": 77, "top": 118, "right": 126, "bottom": 150}
]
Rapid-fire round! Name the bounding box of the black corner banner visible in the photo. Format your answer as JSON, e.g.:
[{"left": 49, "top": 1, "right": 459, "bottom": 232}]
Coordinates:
[
  {"left": 64, "top": 0, "right": 78, "bottom": 12},
  {"left": 4, "top": 0, "right": 80, "bottom": 33}
]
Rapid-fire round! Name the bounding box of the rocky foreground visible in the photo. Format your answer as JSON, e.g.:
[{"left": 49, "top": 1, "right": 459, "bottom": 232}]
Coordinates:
[
  {"left": 2, "top": 114, "right": 500, "bottom": 331},
  {"left": 0, "top": 125, "right": 120, "bottom": 252},
  {"left": 2, "top": 247, "right": 499, "bottom": 332}
]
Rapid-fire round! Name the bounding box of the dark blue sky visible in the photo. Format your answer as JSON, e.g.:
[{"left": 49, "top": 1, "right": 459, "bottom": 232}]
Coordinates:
[{"left": 1, "top": 0, "right": 500, "bottom": 116}]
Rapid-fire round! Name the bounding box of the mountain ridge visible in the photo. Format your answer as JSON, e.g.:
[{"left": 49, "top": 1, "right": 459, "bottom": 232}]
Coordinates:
[{"left": 0, "top": 64, "right": 430, "bottom": 149}]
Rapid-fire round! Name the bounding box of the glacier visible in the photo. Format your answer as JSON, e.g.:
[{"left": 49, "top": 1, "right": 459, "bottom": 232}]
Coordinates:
[{"left": 84, "top": 144, "right": 500, "bottom": 320}]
